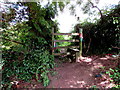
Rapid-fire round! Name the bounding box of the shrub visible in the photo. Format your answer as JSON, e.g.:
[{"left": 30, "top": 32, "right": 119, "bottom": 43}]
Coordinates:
[{"left": 2, "top": 38, "right": 55, "bottom": 87}]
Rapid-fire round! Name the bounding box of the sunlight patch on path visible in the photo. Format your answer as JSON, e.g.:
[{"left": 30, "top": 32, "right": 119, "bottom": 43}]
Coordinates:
[
  {"left": 91, "top": 62, "right": 103, "bottom": 71},
  {"left": 77, "top": 57, "right": 93, "bottom": 63}
]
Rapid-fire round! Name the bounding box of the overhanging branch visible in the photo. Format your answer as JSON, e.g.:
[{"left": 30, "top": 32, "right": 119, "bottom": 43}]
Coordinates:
[
  {"left": 3, "top": 38, "right": 25, "bottom": 46},
  {"left": 88, "top": 0, "right": 103, "bottom": 21}
]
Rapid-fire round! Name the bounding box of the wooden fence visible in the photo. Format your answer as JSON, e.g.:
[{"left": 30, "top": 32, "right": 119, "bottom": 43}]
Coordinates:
[{"left": 52, "top": 28, "right": 83, "bottom": 57}]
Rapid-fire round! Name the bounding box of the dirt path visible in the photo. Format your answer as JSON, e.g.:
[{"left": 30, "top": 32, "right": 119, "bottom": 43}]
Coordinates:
[
  {"left": 18, "top": 55, "right": 119, "bottom": 89},
  {"left": 48, "top": 62, "right": 96, "bottom": 88},
  {"left": 47, "top": 55, "right": 119, "bottom": 88}
]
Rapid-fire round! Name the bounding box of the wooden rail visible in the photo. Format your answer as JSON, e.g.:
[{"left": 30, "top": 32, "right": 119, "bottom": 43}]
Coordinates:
[
  {"left": 53, "top": 52, "right": 71, "bottom": 56},
  {"left": 54, "top": 40, "right": 79, "bottom": 42},
  {"left": 52, "top": 46, "right": 79, "bottom": 49},
  {"left": 53, "top": 33, "right": 79, "bottom": 36}
]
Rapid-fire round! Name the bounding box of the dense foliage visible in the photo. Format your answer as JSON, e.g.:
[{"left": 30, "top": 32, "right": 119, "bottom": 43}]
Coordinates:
[
  {"left": 79, "top": 5, "right": 120, "bottom": 55},
  {"left": 1, "top": 1, "right": 120, "bottom": 88},
  {"left": 1, "top": 2, "right": 58, "bottom": 87}
]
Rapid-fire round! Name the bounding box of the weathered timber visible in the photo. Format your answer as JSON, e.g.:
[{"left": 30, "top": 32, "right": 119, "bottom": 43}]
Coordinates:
[
  {"left": 53, "top": 33, "right": 79, "bottom": 36},
  {"left": 54, "top": 40, "right": 79, "bottom": 42},
  {"left": 52, "top": 46, "right": 79, "bottom": 49},
  {"left": 53, "top": 52, "right": 70, "bottom": 56}
]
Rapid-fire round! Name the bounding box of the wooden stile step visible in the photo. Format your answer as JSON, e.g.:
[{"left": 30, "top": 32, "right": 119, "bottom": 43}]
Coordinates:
[{"left": 53, "top": 52, "right": 70, "bottom": 56}]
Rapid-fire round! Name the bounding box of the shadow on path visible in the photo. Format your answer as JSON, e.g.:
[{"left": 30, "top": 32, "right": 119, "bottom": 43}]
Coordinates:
[{"left": 47, "top": 55, "right": 119, "bottom": 88}]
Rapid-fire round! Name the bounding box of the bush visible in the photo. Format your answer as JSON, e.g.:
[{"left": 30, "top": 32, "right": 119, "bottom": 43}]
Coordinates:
[
  {"left": 106, "top": 66, "right": 120, "bottom": 88},
  {"left": 2, "top": 38, "right": 55, "bottom": 87}
]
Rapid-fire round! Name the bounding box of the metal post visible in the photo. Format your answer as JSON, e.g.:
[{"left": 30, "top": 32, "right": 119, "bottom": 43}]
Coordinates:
[{"left": 79, "top": 28, "right": 83, "bottom": 58}]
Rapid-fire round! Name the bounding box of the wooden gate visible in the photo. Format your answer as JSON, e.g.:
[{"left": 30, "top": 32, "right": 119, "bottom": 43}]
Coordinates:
[{"left": 52, "top": 28, "right": 83, "bottom": 59}]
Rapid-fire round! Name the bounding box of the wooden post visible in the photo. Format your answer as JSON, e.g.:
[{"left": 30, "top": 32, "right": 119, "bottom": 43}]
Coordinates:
[
  {"left": 79, "top": 28, "right": 83, "bottom": 58},
  {"left": 52, "top": 28, "right": 54, "bottom": 56}
]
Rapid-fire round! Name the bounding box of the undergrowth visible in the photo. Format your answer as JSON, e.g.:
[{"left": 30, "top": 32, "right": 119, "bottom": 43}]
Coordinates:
[
  {"left": 2, "top": 38, "right": 55, "bottom": 88},
  {"left": 106, "top": 64, "right": 120, "bottom": 88}
]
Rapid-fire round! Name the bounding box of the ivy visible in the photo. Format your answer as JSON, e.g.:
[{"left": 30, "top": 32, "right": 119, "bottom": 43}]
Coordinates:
[
  {"left": 2, "top": 46, "right": 55, "bottom": 87},
  {"left": 2, "top": 2, "right": 57, "bottom": 87}
]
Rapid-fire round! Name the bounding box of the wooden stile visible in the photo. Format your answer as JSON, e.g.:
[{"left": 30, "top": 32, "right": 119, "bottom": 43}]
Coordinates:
[{"left": 52, "top": 28, "right": 82, "bottom": 59}]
